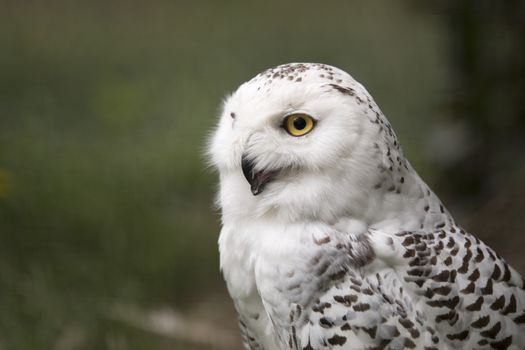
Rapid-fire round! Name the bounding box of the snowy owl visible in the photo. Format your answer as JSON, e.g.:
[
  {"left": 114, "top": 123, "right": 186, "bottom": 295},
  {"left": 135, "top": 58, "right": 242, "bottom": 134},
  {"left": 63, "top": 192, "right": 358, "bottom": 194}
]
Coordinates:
[{"left": 207, "top": 63, "right": 525, "bottom": 350}]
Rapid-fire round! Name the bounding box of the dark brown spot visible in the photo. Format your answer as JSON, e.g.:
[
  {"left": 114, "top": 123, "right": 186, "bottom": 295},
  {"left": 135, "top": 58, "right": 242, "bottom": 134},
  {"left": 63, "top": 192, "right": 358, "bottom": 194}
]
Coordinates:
[
  {"left": 481, "top": 279, "right": 493, "bottom": 294},
  {"left": 468, "top": 269, "right": 480, "bottom": 282},
  {"left": 502, "top": 263, "right": 512, "bottom": 282},
  {"left": 432, "top": 270, "right": 450, "bottom": 282},
  {"left": 399, "top": 318, "right": 414, "bottom": 329},
  {"left": 466, "top": 296, "right": 484, "bottom": 311},
  {"left": 319, "top": 317, "right": 333, "bottom": 328},
  {"left": 353, "top": 303, "right": 371, "bottom": 312},
  {"left": 329, "top": 84, "right": 354, "bottom": 95},
  {"left": 411, "top": 279, "right": 426, "bottom": 287},
  {"left": 458, "top": 252, "right": 472, "bottom": 273},
  {"left": 488, "top": 249, "right": 496, "bottom": 261},
  {"left": 474, "top": 248, "right": 484, "bottom": 262},
  {"left": 433, "top": 285, "right": 452, "bottom": 296},
  {"left": 490, "top": 265, "right": 501, "bottom": 280},
  {"left": 471, "top": 315, "right": 490, "bottom": 328},
  {"left": 362, "top": 326, "right": 377, "bottom": 338},
  {"left": 362, "top": 288, "right": 374, "bottom": 295},
  {"left": 350, "top": 285, "right": 361, "bottom": 293},
  {"left": 408, "top": 328, "right": 420, "bottom": 338},
  {"left": 435, "top": 310, "right": 455, "bottom": 323},
  {"left": 327, "top": 334, "right": 347, "bottom": 346},
  {"left": 372, "top": 338, "right": 392, "bottom": 350},
  {"left": 430, "top": 256, "right": 438, "bottom": 265},
  {"left": 513, "top": 312, "right": 525, "bottom": 324},
  {"left": 350, "top": 277, "right": 362, "bottom": 286},
  {"left": 490, "top": 295, "right": 505, "bottom": 311},
  {"left": 446, "top": 330, "right": 469, "bottom": 341},
  {"left": 312, "top": 302, "right": 331, "bottom": 314},
  {"left": 480, "top": 321, "right": 501, "bottom": 338},
  {"left": 490, "top": 335, "right": 512, "bottom": 350},
  {"left": 404, "top": 249, "right": 416, "bottom": 258},
  {"left": 450, "top": 269, "right": 457, "bottom": 283},
  {"left": 333, "top": 294, "right": 358, "bottom": 306},
  {"left": 460, "top": 282, "right": 475, "bottom": 294},
  {"left": 427, "top": 296, "right": 460, "bottom": 309},
  {"left": 407, "top": 269, "right": 424, "bottom": 277},
  {"left": 329, "top": 268, "right": 347, "bottom": 281},
  {"left": 409, "top": 257, "right": 422, "bottom": 267},
  {"left": 450, "top": 312, "right": 459, "bottom": 326},
  {"left": 314, "top": 236, "right": 331, "bottom": 245},
  {"left": 404, "top": 338, "right": 417, "bottom": 348},
  {"left": 402, "top": 236, "right": 415, "bottom": 246},
  {"left": 502, "top": 295, "right": 517, "bottom": 315}
]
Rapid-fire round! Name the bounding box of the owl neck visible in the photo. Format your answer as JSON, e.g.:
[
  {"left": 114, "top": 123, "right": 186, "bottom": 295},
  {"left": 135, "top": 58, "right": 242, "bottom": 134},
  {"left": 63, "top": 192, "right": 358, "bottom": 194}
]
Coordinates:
[
  {"left": 219, "top": 163, "right": 452, "bottom": 234},
  {"left": 343, "top": 128, "right": 454, "bottom": 232},
  {"left": 362, "top": 165, "right": 454, "bottom": 233}
]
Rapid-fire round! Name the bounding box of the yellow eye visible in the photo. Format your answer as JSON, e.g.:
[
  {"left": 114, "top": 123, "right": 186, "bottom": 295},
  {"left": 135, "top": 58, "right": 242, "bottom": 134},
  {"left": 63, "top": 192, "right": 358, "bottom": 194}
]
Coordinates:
[{"left": 284, "top": 114, "right": 315, "bottom": 137}]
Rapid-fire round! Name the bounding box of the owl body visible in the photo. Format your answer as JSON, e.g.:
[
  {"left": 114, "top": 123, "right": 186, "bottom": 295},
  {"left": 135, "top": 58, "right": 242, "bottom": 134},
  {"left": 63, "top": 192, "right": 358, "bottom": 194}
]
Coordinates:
[{"left": 208, "top": 63, "right": 525, "bottom": 349}]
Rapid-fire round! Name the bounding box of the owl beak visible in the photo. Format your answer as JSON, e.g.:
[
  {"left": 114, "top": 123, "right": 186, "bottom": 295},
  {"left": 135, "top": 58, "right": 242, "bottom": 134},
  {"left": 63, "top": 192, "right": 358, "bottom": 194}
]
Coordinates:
[{"left": 241, "top": 155, "right": 277, "bottom": 196}]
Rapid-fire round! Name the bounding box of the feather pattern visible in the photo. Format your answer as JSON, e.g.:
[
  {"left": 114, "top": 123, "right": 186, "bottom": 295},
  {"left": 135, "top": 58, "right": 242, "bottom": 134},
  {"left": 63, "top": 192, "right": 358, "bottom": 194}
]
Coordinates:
[{"left": 208, "top": 63, "right": 525, "bottom": 349}]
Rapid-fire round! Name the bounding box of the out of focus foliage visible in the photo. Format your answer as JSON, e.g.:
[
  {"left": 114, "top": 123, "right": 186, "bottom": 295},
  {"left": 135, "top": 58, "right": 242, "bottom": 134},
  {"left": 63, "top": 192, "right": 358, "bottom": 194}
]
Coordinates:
[{"left": 0, "top": 1, "right": 523, "bottom": 349}]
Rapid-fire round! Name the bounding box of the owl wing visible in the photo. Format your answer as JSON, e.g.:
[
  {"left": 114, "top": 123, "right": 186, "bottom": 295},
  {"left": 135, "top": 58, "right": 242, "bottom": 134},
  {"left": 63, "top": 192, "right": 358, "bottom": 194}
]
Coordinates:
[
  {"left": 291, "top": 226, "right": 525, "bottom": 350},
  {"left": 296, "top": 250, "right": 446, "bottom": 350},
  {"left": 366, "top": 225, "right": 525, "bottom": 349}
]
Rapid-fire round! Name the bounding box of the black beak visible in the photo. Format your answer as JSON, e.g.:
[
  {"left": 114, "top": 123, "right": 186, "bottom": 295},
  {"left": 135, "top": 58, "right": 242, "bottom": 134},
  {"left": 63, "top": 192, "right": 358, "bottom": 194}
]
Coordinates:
[{"left": 241, "top": 155, "right": 278, "bottom": 196}]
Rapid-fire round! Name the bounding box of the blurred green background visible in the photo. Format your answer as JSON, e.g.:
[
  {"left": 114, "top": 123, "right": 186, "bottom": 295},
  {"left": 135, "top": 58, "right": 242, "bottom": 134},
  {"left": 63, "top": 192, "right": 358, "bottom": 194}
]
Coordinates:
[{"left": 1, "top": 1, "right": 524, "bottom": 349}]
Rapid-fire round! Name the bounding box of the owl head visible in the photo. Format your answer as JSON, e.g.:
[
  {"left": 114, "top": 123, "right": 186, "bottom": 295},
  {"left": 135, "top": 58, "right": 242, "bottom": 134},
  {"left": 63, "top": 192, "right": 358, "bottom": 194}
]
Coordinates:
[{"left": 208, "top": 63, "right": 412, "bottom": 224}]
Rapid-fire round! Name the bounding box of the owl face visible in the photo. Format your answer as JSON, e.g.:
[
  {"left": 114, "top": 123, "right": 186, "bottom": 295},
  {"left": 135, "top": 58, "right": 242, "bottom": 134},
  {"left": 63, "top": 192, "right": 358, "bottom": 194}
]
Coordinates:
[{"left": 208, "top": 63, "right": 394, "bottom": 222}]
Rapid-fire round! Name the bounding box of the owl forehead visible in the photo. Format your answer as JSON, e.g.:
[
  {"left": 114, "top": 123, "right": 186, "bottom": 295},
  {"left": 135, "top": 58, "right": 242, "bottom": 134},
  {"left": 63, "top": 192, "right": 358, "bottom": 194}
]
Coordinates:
[
  {"left": 227, "top": 63, "right": 361, "bottom": 121},
  {"left": 251, "top": 63, "right": 350, "bottom": 86},
  {"left": 246, "top": 63, "right": 358, "bottom": 95}
]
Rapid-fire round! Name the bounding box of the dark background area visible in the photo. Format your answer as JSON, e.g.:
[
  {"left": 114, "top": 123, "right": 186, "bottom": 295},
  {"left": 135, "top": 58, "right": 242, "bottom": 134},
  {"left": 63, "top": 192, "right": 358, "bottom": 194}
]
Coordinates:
[{"left": 0, "top": 1, "right": 523, "bottom": 349}]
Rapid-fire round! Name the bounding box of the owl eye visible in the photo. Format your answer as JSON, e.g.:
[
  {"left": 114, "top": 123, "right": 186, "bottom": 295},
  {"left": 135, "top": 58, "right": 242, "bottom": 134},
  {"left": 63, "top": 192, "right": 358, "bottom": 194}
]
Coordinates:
[{"left": 283, "top": 114, "right": 315, "bottom": 137}]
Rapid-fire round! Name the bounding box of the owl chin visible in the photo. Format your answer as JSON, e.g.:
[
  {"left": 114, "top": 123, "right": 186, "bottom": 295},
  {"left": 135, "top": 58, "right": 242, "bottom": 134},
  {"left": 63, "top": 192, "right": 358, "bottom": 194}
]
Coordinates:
[{"left": 241, "top": 155, "right": 279, "bottom": 196}]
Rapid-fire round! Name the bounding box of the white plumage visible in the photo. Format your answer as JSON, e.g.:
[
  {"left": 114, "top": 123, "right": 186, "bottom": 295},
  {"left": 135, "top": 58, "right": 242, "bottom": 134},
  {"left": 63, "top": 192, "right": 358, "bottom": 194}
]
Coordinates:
[{"left": 208, "top": 63, "right": 525, "bottom": 349}]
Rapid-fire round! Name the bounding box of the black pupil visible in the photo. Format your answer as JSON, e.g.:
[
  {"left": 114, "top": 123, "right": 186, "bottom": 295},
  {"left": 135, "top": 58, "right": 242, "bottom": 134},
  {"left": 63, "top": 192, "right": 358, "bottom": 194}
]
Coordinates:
[{"left": 293, "top": 117, "right": 307, "bottom": 130}]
